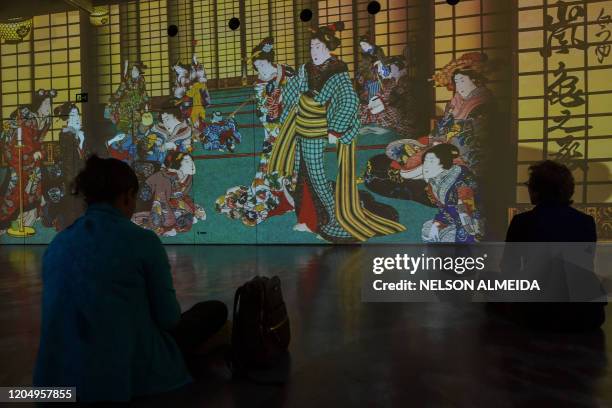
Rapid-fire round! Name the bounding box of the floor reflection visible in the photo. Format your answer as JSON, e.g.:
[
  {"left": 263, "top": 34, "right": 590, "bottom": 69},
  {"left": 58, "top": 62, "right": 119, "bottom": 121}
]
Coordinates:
[{"left": 0, "top": 245, "right": 610, "bottom": 407}]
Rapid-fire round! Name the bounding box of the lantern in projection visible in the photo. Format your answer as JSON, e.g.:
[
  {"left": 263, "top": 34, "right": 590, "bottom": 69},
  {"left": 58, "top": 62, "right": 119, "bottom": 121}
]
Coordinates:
[
  {"left": 0, "top": 17, "right": 33, "bottom": 43},
  {"left": 89, "top": 6, "right": 110, "bottom": 27}
]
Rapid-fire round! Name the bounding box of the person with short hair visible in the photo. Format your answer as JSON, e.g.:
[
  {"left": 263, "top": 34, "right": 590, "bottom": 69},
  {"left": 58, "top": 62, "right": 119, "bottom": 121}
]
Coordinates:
[
  {"left": 501, "top": 160, "right": 606, "bottom": 331},
  {"left": 33, "top": 155, "right": 227, "bottom": 402},
  {"left": 507, "top": 160, "right": 595, "bottom": 242}
]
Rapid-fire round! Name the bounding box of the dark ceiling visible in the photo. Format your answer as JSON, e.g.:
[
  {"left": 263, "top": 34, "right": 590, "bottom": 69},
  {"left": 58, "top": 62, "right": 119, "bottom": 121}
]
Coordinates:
[{"left": 0, "top": 0, "right": 133, "bottom": 20}]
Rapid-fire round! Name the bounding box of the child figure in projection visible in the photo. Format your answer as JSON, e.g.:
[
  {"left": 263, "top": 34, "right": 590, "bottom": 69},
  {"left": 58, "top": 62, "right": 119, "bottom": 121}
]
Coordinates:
[
  {"left": 133, "top": 109, "right": 161, "bottom": 162},
  {"left": 216, "top": 37, "right": 296, "bottom": 226},
  {"left": 173, "top": 51, "right": 211, "bottom": 129},
  {"left": 0, "top": 89, "right": 55, "bottom": 234},
  {"left": 268, "top": 23, "right": 405, "bottom": 243},
  {"left": 187, "top": 52, "right": 211, "bottom": 128},
  {"left": 200, "top": 111, "right": 242, "bottom": 152}
]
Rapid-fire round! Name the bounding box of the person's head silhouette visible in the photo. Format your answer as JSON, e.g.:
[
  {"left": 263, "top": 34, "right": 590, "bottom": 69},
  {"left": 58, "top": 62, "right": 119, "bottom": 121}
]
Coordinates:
[
  {"left": 526, "top": 160, "right": 574, "bottom": 206},
  {"left": 73, "top": 155, "right": 139, "bottom": 218}
]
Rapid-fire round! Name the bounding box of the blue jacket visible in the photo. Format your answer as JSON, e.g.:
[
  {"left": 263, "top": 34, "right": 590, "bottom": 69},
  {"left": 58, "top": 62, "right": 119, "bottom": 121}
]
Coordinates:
[{"left": 33, "top": 203, "right": 191, "bottom": 401}]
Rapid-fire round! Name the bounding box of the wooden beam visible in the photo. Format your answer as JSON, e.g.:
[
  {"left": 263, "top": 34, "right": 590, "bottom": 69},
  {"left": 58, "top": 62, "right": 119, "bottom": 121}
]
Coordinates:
[{"left": 63, "top": 0, "right": 94, "bottom": 14}]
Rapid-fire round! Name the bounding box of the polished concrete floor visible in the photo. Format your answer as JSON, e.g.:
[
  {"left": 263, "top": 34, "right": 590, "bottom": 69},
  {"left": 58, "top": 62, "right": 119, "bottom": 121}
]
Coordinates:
[{"left": 1, "top": 245, "right": 612, "bottom": 407}]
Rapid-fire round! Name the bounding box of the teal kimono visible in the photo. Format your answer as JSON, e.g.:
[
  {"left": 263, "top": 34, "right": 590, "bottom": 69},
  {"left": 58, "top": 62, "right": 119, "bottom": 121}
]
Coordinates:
[
  {"left": 269, "top": 57, "right": 405, "bottom": 242},
  {"left": 280, "top": 58, "right": 361, "bottom": 144}
]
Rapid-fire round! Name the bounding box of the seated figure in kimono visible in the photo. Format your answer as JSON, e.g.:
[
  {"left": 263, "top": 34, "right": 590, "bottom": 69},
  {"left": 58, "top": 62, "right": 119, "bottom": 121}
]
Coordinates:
[
  {"left": 430, "top": 52, "right": 495, "bottom": 175},
  {"left": 151, "top": 109, "right": 193, "bottom": 155},
  {"left": 355, "top": 36, "right": 386, "bottom": 109},
  {"left": 420, "top": 143, "right": 482, "bottom": 243},
  {"left": 359, "top": 53, "right": 422, "bottom": 138},
  {"left": 363, "top": 138, "right": 433, "bottom": 206},
  {"left": 132, "top": 151, "right": 205, "bottom": 237}
]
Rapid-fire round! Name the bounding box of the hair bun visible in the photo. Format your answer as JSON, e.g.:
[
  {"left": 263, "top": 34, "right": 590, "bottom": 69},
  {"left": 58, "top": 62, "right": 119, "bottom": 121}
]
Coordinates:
[{"left": 53, "top": 101, "right": 75, "bottom": 118}]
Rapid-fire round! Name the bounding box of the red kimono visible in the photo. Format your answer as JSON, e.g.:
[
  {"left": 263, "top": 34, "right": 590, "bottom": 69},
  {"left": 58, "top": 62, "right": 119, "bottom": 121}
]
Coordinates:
[{"left": 0, "top": 121, "right": 46, "bottom": 229}]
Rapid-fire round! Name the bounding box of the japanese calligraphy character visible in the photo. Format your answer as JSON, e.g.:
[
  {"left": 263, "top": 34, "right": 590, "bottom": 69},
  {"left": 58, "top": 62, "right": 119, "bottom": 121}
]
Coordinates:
[
  {"left": 553, "top": 135, "right": 586, "bottom": 171},
  {"left": 540, "top": 1, "right": 587, "bottom": 57},
  {"left": 547, "top": 62, "right": 586, "bottom": 108},
  {"left": 595, "top": 8, "right": 612, "bottom": 63},
  {"left": 547, "top": 109, "right": 592, "bottom": 134}
]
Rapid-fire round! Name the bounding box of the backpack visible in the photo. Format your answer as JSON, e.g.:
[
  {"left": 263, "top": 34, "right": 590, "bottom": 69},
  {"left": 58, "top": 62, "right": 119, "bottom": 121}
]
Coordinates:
[{"left": 231, "top": 276, "right": 290, "bottom": 373}]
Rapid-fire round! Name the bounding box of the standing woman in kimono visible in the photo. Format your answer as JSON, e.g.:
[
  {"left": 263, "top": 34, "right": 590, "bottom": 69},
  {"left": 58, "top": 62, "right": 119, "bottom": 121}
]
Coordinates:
[
  {"left": 41, "top": 103, "right": 87, "bottom": 231},
  {"left": 105, "top": 62, "right": 150, "bottom": 162},
  {"left": 216, "top": 37, "right": 296, "bottom": 226},
  {"left": 0, "top": 89, "right": 55, "bottom": 233},
  {"left": 268, "top": 22, "right": 405, "bottom": 243}
]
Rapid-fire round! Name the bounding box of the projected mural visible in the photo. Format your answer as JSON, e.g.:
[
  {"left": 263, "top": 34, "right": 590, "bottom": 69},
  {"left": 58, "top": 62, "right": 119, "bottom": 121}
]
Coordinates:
[{"left": 0, "top": 0, "right": 610, "bottom": 244}]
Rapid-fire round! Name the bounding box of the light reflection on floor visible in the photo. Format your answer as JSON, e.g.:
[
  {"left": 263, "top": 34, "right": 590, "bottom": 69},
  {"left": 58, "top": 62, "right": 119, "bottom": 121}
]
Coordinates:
[{"left": 1, "top": 245, "right": 611, "bottom": 407}]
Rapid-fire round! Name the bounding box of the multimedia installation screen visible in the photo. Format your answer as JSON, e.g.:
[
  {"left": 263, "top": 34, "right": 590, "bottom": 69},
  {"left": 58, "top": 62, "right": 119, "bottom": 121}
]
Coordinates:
[{"left": 0, "top": 0, "right": 610, "bottom": 245}]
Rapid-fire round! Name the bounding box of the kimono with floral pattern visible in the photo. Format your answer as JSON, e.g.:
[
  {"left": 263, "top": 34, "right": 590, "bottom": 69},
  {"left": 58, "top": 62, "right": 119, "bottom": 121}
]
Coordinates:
[
  {"left": 133, "top": 167, "right": 205, "bottom": 236},
  {"left": 215, "top": 64, "right": 295, "bottom": 226},
  {"left": 422, "top": 165, "right": 483, "bottom": 243},
  {"left": 0, "top": 113, "right": 48, "bottom": 229}
]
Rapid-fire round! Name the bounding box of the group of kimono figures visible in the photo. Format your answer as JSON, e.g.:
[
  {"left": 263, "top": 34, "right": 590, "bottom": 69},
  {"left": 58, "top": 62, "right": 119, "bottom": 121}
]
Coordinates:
[
  {"left": 218, "top": 22, "right": 494, "bottom": 244},
  {"left": 0, "top": 22, "right": 493, "bottom": 243}
]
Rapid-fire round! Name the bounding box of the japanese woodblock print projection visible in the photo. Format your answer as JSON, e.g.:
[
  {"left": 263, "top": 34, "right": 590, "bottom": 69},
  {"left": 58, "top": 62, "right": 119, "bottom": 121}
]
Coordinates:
[{"left": 0, "top": 0, "right": 610, "bottom": 244}]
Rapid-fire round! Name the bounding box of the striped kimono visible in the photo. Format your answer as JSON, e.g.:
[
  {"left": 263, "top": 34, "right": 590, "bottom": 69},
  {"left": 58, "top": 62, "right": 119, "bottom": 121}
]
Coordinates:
[{"left": 268, "top": 57, "right": 405, "bottom": 242}]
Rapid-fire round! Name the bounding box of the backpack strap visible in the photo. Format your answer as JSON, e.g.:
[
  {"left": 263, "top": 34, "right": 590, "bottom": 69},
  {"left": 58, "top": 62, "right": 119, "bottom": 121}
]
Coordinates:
[
  {"left": 229, "top": 286, "right": 244, "bottom": 373},
  {"left": 233, "top": 285, "right": 242, "bottom": 323}
]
